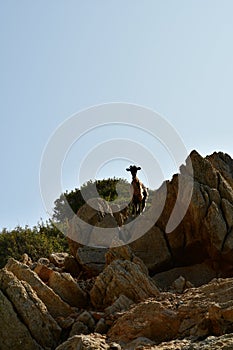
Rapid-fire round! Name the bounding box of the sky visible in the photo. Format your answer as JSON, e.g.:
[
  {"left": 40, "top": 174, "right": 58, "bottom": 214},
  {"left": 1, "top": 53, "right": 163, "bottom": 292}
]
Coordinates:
[{"left": 1, "top": 0, "right": 233, "bottom": 229}]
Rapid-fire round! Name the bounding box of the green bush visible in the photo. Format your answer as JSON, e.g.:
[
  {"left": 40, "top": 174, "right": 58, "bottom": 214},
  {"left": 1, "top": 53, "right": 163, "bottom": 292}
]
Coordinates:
[{"left": 0, "top": 222, "right": 69, "bottom": 268}]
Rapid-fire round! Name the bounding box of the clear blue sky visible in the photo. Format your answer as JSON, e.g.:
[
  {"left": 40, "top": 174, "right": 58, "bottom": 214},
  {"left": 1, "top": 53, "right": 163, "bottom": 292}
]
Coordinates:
[{"left": 1, "top": 0, "right": 233, "bottom": 229}]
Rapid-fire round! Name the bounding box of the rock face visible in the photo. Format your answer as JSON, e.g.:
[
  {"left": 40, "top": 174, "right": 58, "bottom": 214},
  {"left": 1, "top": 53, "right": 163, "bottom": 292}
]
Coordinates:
[{"left": 128, "top": 150, "right": 233, "bottom": 278}]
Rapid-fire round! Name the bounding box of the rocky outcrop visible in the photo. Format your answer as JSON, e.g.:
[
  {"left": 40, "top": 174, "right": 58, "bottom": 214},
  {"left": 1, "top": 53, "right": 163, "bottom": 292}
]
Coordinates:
[
  {"left": 5, "top": 258, "right": 73, "bottom": 319},
  {"left": 131, "top": 150, "right": 233, "bottom": 277},
  {"left": 3, "top": 150, "right": 233, "bottom": 349},
  {"left": 90, "top": 259, "right": 159, "bottom": 309},
  {"left": 108, "top": 277, "right": 233, "bottom": 344}
]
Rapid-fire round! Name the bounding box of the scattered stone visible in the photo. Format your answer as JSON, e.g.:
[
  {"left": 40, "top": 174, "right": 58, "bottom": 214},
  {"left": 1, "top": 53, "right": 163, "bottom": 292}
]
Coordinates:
[
  {"left": 108, "top": 277, "right": 233, "bottom": 344},
  {"left": 20, "top": 253, "right": 32, "bottom": 266},
  {"left": 105, "top": 244, "right": 148, "bottom": 276}
]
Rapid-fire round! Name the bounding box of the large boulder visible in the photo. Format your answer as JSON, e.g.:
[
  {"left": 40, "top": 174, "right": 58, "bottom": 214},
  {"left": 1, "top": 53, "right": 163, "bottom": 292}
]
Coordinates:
[
  {"left": 76, "top": 246, "right": 106, "bottom": 277},
  {"left": 90, "top": 259, "right": 159, "bottom": 309},
  {"left": 0, "top": 268, "right": 61, "bottom": 349},
  {"left": 0, "top": 289, "right": 42, "bottom": 350}
]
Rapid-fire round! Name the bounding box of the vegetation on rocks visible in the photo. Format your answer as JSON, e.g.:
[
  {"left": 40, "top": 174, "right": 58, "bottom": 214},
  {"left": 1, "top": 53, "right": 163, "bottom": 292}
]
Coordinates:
[{"left": 0, "top": 223, "right": 69, "bottom": 268}]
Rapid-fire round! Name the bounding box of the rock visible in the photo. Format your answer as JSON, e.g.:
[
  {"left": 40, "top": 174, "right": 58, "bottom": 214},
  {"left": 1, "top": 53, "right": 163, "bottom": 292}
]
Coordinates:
[
  {"left": 34, "top": 263, "right": 54, "bottom": 282},
  {"left": 77, "top": 310, "right": 95, "bottom": 331},
  {"left": 108, "top": 298, "right": 179, "bottom": 344},
  {"left": 143, "top": 333, "right": 233, "bottom": 349},
  {"left": 49, "top": 252, "right": 69, "bottom": 268},
  {"left": 0, "top": 268, "right": 61, "bottom": 349},
  {"left": 125, "top": 337, "right": 155, "bottom": 349},
  {"left": 108, "top": 277, "right": 233, "bottom": 344},
  {"left": 171, "top": 276, "right": 186, "bottom": 293},
  {"left": 67, "top": 198, "right": 120, "bottom": 251},
  {"left": 20, "top": 253, "right": 32, "bottom": 266},
  {"left": 64, "top": 255, "right": 82, "bottom": 277},
  {"left": 48, "top": 270, "right": 88, "bottom": 308},
  {"left": 135, "top": 150, "right": 233, "bottom": 276},
  {"left": 90, "top": 259, "right": 159, "bottom": 309},
  {"left": 104, "top": 294, "right": 134, "bottom": 316},
  {"left": 5, "top": 258, "right": 73, "bottom": 318},
  {"left": 105, "top": 244, "right": 148, "bottom": 276},
  {"left": 69, "top": 321, "right": 89, "bottom": 336},
  {"left": 95, "top": 318, "right": 109, "bottom": 334},
  {"left": 57, "top": 316, "right": 75, "bottom": 329},
  {"left": 37, "top": 257, "right": 50, "bottom": 266},
  {"left": 76, "top": 246, "right": 106, "bottom": 277},
  {"left": 0, "top": 289, "right": 42, "bottom": 350},
  {"left": 55, "top": 334, "right": 110, "bottom": 350}
]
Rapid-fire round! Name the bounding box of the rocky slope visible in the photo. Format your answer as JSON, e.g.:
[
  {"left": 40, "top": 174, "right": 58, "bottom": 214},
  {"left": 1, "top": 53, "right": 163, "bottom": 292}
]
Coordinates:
[{"left": 2, "top": 150, "right": 233, "bottom": 349}]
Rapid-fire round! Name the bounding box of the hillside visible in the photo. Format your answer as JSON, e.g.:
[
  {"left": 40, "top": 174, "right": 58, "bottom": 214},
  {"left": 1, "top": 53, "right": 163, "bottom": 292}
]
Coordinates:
[{"left": 2, "top": 150, "right": 233, "bottom": 349}]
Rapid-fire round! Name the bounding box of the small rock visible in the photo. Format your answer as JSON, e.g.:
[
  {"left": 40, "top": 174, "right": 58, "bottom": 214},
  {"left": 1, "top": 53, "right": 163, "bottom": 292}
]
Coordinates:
[
  {"left": 56, "top": 316, "right": 75, "bottom": 329},
  {"left": 77, "top": 311, "right": 95, "bottom": 331},
  {"left": 104, "top": 294, "right": 134, "bottom": 316},
  {"left": 95, "top": 318, "right": 109, "bottom": 334},
  {"left": 21, "top": 253, "right": 32, "bottom": 266},
  {"left": 64, "top": 255, "right": 82, "bottom": 277},
  {"left": 172, "top": 276, "right": 186, "bottom": 293},
  {"left": 38, "top": 257, "right": 50, "bottom": 266},
  {"left": 69, "top": 321, "right": 89, "bottom": 337},
  {"left": 49, "top": 252, "right": 69, "bottom": 268},
  {"left": 34, "top": 263, "right": 53, "bottom": 282}
]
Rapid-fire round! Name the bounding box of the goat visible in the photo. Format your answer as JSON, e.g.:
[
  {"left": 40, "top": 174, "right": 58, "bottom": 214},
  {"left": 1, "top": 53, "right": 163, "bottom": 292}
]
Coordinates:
[{"left": 126, "top": 165, "right": 148, "bottom": 215}]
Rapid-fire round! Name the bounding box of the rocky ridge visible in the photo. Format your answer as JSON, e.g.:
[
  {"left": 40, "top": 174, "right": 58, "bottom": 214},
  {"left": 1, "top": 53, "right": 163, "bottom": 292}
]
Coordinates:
[{"left": 2, "top": 150, "right": 233, "bottom": 349}]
